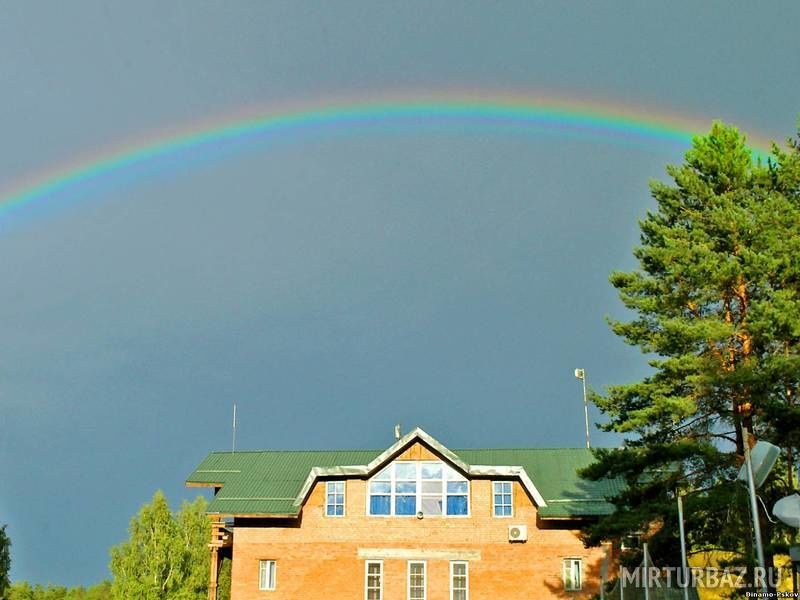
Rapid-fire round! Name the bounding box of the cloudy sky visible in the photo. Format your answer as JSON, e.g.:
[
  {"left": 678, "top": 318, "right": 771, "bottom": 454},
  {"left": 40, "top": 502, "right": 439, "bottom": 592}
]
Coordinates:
[{"left": 1, "top": 1, "right": 798, "bottom": 586}]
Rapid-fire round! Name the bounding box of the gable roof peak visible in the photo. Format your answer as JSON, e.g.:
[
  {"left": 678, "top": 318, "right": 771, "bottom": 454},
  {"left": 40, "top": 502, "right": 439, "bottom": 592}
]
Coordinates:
[{"left": 372, "top": 426, "right": 469, "bottom": 474}]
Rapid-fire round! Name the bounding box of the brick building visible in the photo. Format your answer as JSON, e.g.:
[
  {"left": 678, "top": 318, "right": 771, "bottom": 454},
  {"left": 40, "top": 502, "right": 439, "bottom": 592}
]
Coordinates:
[{"left": 186, "top": 427, "right": 619, "bottom": 599}]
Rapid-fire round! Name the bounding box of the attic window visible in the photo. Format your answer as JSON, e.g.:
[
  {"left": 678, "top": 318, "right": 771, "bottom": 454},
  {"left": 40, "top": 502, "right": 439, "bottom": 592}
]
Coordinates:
[{"left": 368, "top": 461, "right": 469, "bottom": 517}]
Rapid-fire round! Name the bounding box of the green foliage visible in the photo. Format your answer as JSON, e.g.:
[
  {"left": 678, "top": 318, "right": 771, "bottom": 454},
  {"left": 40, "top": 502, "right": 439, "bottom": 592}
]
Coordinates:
[
  {"left": 216, "top": 558, "right": 231, "bottom": 600},
  {"left": 5, "top": 492, "right": 210, "bottom": 600},
  {"left": 109, "top": 491, "right": 209, "bottom": 600},
  {"left": 0, "top": 525, "right": 10, "bottom": 598},
  {"left": 6, "top": 581, "right": 112, "bottom": 600},
  {"left": 582, "top": 123, "right": 800, "bottom": 581}
]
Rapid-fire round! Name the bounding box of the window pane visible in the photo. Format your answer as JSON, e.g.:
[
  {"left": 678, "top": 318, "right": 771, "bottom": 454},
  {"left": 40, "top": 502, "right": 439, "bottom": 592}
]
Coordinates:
[
  {"left": 395, "top": 463, "right": 416, "bottom": 479},
  {"left": 447, "top": 481, "right": 467, "bottom": 494},
  {"left": 421, "top": 481, "right": 441, "bottom": 494},
  {"left": 421, "top": 463, "right": 442, "bottom": 479},
  {"left": 494, "top": 482, "right": 511, "bottom": 494},
  {"left": 396, "top": 481, "right": 416, "bottom": 494},
  {"left": 409, "top": 562, "right": 425, "bottom": 599},
  {"left": 421, "top": 496, "right": 442, "bottom": 515},
  {"left": 366, "top": 562, "right": 382, "bottom": 600},
  {"left": 563, "top": 559, "right": 581, "bottom": 590},
  {"left": 452, "top": 563, "right": 466, "bottom": 576},
  {"left": 375, "top": 466, "right": 391, "bottom": 480},
  {"left": 447, "top": 495, "right": 468, "bottom": 515},
  {"left": 370, "top": 495, "right": 390, "bottom": 515},
  {"left": 453, "top": 592, "right": 466, "bottom": 600},
  {"left": 259, "top": 560, "right": 275, "bottom": 590},
  {"left": 370, "top": 481, "right": 391, "bottom": 494},
  {"left": 329, "top": 481, "right": 344, "bottom": 493},
  {"left": 445, "top": 465, "right": 464, "bottom": 480},
  {"left": 395, "top": 495, "right": 416, "bottom": 515},
  {"left": 334, "top": 504, "right": 344, "bottom": 516},
  {"left": 493, "top": 482, "right": 512, "bottom": 516}
]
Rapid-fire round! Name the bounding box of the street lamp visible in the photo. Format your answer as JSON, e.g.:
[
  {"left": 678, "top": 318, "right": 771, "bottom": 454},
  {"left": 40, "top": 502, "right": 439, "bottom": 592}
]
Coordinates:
[
  {"left": 676, "top": 491, "right": 690, "bottom": 600},
  {"left": 736, "top": 435, "right": 780, "bottom": 594},
  {"left": 574, "top": 368, "right": 590, "bottom": 449}
]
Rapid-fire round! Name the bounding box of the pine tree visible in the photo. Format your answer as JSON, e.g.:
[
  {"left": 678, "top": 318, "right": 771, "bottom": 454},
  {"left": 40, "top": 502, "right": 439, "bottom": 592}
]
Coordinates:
[
  {"left": 581, "top": 123, "right": 800, "bottom": 592},
  {"left": 0, "top": 525, "right": 10, "bottom": 599}
]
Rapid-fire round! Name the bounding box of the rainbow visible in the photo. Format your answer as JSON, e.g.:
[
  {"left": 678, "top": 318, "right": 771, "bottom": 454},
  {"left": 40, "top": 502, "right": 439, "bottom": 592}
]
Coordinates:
[{"left": 0, "top": 91, "right": 774, "bottom": 220}]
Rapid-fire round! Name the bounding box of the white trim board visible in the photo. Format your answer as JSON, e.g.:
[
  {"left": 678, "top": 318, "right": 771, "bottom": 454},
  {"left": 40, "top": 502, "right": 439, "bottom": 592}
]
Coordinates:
[{"left": 293, "top": 427, "right": 548, "bottom": 509}]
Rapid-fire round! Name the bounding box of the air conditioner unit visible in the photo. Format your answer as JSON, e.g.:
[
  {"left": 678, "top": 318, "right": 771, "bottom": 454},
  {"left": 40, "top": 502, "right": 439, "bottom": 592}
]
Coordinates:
[{"left": 508, "top": 525, "right": 527, "bottom": 542}]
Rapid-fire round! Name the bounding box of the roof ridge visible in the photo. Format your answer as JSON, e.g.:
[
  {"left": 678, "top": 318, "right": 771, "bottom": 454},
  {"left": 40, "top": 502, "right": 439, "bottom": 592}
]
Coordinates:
[
  {"left": 207, "top": 449, "right": 382, "bottom": 455},
  {"left": 455, "top": 447, "right": 599, "bottom": 451},
  {"left": 207, "top": 447, "right": 608, "bottom": 455}
]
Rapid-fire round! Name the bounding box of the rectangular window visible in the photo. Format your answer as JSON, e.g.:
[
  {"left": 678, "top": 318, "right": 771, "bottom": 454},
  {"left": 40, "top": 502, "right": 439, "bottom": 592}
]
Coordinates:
[
  {"left": 450, "top": 561, "right": 468, "bottom": 600},
  {"left": 370, "top": 467, "right": 392, "bottom": 515},
  {"left": 259, "top": 560, "right": 276, "bottom": 591},
  {"left": 420, "top": 462, "right": 443, "bottom": 516},
  {"left": 563, "top": 558, "right": 582, "bottom": 591},
  {"left": 446, "top": 469, "right": 469, "bottom": 516},
  {"left": 365, "top": 561, "right": 383, "bottom": 600},
  {"left": 493, "top": 481, "right": 513, "bottom": 517},
  {"left": 395, "top": 463, "right": 417, "bottom": 516},
  {"left": 326, "top": 481, "right": 345, "bottom": 516},
  {"left": 408, "top": 561, "right": 426, "bottom": 600},
  {"left": 368, "top": 461, "right": 469, "bottom": 517}
]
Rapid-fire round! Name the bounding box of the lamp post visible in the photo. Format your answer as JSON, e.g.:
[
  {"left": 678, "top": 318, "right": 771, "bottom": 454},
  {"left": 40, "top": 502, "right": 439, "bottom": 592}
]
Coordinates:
[
  {"left": 735, "top": 429, "right": 779, "bottom": 594},
  {"left": 676, "top": 492, "right": 690, "bottom": 600},
  {"left": 742, "top": 426, "right": 767, "bottom": 592},
  {"left": 574, "top": 368, "right": 590, "bottom": 449}
]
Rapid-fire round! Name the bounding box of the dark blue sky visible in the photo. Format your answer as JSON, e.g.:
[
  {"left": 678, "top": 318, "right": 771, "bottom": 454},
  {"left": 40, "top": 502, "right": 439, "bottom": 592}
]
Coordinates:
[{"left": 1, "top": 1, "right": 798, "bottom": 586}]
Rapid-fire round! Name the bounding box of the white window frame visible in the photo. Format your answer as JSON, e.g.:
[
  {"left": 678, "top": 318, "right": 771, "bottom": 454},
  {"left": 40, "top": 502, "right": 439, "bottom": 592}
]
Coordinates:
[
  {"left": 563, "top": 557, "right": 582, "bottom": 591},
  {"left": 407, "top": 560, "right": 427, "bottom": 600},
  {"left": 492, "top": 481, "right": 513, "bottom": 517},
  {"left": 450, "top": 560, "right": 469, "bottom": 600},
  {"left": 367, "top": 461, "right": 470, "bottom": 517},
  {"left": 326, "top": 480, "right": 346, "bottom": 517},
  {"left": 258, "top": 559, "right": 276, "bottom": 591},
  {"left": 364, "top": 560, "right": 383, "bottom": 600}
]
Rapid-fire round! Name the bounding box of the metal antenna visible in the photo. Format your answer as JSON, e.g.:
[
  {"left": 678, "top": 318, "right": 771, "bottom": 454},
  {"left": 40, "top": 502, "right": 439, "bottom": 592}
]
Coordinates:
[
  {"left": 574, "top": 368, "right": 590, "bottom": 448},
  {"left": 232, "top": 403, "right": 237, "bottom": 453}
]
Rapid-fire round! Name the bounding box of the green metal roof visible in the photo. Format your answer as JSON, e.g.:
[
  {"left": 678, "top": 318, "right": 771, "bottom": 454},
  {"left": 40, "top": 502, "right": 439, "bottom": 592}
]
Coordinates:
[{"left": 187, "top": 443, "right": 621, "bottom": 518}]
